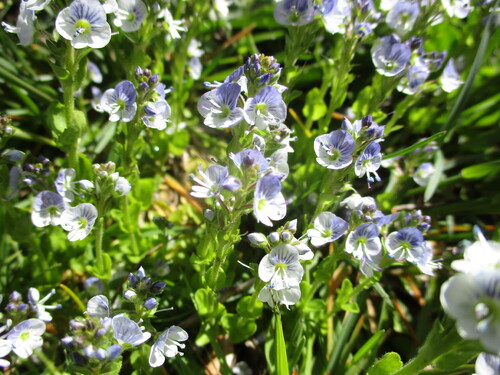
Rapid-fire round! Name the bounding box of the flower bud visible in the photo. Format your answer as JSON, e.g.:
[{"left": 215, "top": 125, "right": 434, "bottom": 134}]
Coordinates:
[
  {"left": 248, "top": 233, "right": 267, "bottom": 246},
  {"left": 268, "top": 232, "right": 280, "bottom": 244},
  {"left": 144, "top": 297, "right": 157, "bottom": 310},
  {"left": 150, "top": 281, "right": 166, "bottom": 294}
]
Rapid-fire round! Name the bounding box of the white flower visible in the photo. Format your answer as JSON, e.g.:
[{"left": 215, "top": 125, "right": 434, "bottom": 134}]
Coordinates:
[
  {"left": 451, "top": 230, "right": 500, "bottom": 274},
  {"left": 142, "top": 100, "right": 171, "bottom": 130},
  {"left": 60, "top": 203, "right": 98, "bottom": 241},
  {"left": 86, "top": 295, "right": 111, "bottom": 317},
  {"left": 0, "top": 339, "right": 12, "bottom": 368},
  {"left": 149, "top": 326, "right": 189, "bottom": 367},
  {"left": 253, "top": 174, "right": 286, "bottom": 227},
  {"left": 258, "top": 284, "right": 301, "bottom": 309},
  {"left": 307, "top": 212, "right": 348, "bottom": 247},
  {"left": 258, "top": 244, "right": 304, "bottom": 290},
  {"left": 440, "top": 270, "right": 500, "bottom": 353},
  {"left": 113, "top": 0, "right": 147, "bottom": 32},
  {"left": 441, "top": 58, "right": 463, "bottom": 93},
  {"left": 413, "top": 163, "right": 435, "bottom": 187},
  {"left": 441, "top": 0, "right": 473, "bottom": 18},
  {"left": 111, "top": 173, "right": 131, "bottom": 196},
  {"left": 31, "top": 191, "right": 68, "bottom": 227},
  {"left": 340, "top": 194, "right": 376, "bottom": 211},
  {"left": 55, "top": 0, "right": 112, "bottom": 49},
  {"left": 55, "top": 168, "right": 94, "bottom": 202},
  {"left": 111, "top": 314, "right": 151, "bottom": 346},
  {"left": 2, "top": 6, "right": 35, "bottom": 46},
  {"left": 27, "top": 288, "right": 60, "bottom": 322},
  {"left": 475, "top": 352, "right": 500, "bottom": 375},
  {"left": 158, "top": 8, "right": 186, "bottom": 39},
  {"left": 6, "top": 319, "right": 45, "bottom": 359}
]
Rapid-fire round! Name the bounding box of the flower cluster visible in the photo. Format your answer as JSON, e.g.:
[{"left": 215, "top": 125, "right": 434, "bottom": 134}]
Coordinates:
[
  {"left": 273, "top": 1, "right": 465, "bottom": 95},
  {"left": 194, "top": 54, "right": 293, "bottom": 228},
  {"left": 63, "top": 267, "right": 188, "bottom": 370},
  {"left": 30, "top": 162, "right": 130, "bottom": 241},
  {"left": 314, "top": 114, "right": 384, "bottom": 187},
  {"left": 124, "top": 266, "right": 167, "bottom": 312},
  {"left": 249, "top": 220, "right": 311, "bottom": 308},
  {"left": 0, "top": 288, "right": 59, "bottom": 368},
  {"left": 96, "top": 67, "right": 173, "bottom": 130}
]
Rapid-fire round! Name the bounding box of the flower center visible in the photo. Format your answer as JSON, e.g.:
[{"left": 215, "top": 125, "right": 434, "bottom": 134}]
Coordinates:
[
  {"left": 74, "top": 19, "right": 91, "bottom": 37},
  {"left": 20, "top": 331, "right": 30, "bottom": 341},
  {"left": 78, "top": 217, "right": 88, "bottom": 229}
]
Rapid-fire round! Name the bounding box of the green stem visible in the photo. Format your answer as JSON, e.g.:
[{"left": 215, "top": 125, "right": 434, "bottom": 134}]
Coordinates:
[
  {"left": 61, "top": 44, "right": 79, "bottom": 171},
  {"left": 94, "top": 217, "right": 105, "bottom": 272},
  {"left": 35, "top": 350, "right": 61, "bottom": 375},
  {"left": 208, "top": 324, "right": 232, "bottom": 375}
]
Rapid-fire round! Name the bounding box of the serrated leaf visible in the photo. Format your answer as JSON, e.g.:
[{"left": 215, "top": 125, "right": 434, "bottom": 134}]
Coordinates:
[{"left": 221, "top": 313, "right": 257, "bottom": 343}]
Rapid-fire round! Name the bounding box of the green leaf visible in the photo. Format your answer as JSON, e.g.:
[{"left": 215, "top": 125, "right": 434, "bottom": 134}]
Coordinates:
[
  {"left": 367, "top": 352, "right": 403, "bottom": 375},
  {"left": 351, "top": 330, "right": 386, "bottom": 365},
  {"left": 313, "top": 254, "right": 334, "bottom": 283},
  {"left": 100, "top": 357, "right": 123, "bottom": 375},
  {"left": 424, "top": 149, "right": 444, "bottom": 202},
  {"left": 193, "top": 288, "right": 226, "bottom": 319},
  {"left": 236, "top": 296, "right": 263, "bottom": 319},
  {"left": 46, "top": 102, "right": 67, "bottom": 137},
  {"left": 90, "top": 253, "right": 112, "bottom": 280},
  {"left": 434, "top": 340, "right": 482, "bottom": 370},
  {"left": 382, "top": 132, "right": 446, "bottom": 161},
  {"left": 276, "top": 314, "right": 289, "bottom": 375},
  {"left": 221, "top": 313, "right": 257, "bottom": 343},
  {"left": 461, "top": 160, "right": 500, "bottom": 179},
  {"left": 303, "top": 87, "right": 327, "bottom": 121},
  {"left": 49, "top": 61, "right": 70, "bottom": 80}
]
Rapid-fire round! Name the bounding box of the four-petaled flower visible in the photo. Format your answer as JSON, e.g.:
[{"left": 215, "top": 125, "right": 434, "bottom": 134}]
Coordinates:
[
  {"left": 197, "top": 83, "right": 244, "bottom": 128},
  {"left": 60, "top": 203, "right": 98, "bottom": 241},
  {"left": 253, "top": 173, "right": 287, "bottom": 227},
  {"left": 149, "top": 326, "right": 189, "bottom": 367},
  {"left": 314, "top": 129, "right": 355, "bottom": 169},
  {"left": 258, "top": 244, "right": 304, "bottom": 290},
  {"left": 307, "top": 212, "right": 348, "bottom": 247},
  {"left": 101, "top": 80, "right": 138, "bottom": 122},
  {"left": 55, "top": 0, "right": 111, "bottom": 49}
]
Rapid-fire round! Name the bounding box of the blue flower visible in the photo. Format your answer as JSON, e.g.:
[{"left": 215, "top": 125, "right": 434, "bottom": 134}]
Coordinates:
[
  {"left": 386, "top": 227, "right": 425, "bottom": 262},
  {"left": 274, "top": 0, "right": 317, "bottom": 26},
  {"left": 197, "top": 83, "right": 244, "bottom": 128},
  {"left": 244, "top": 86, "right": 287, "bottom": 130},
  {"left": 355, "top": 142, "right": 382, "bottom": 187},
  {"left": 371, "top": 34, "right": 411, "bottom": 76},
  {"left": 55, "top": 0, "right": 111, "bottom": 49},
  {"left": 314, "top": 129, "right": 355, "bottom": 169},
  {"left": 253, "top": 173, "right": 286, "bottom": 227},
  {"left": 101, "top": 80, "right": 137, "bottom": 122}
]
